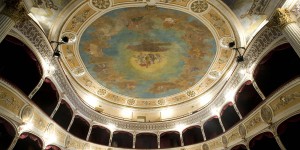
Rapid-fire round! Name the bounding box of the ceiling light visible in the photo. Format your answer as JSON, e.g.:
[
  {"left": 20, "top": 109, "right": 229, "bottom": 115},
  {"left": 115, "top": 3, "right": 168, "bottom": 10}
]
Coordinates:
[
  {"left": 108, "top": 123, "right": 116, "bottom": 131},
  {"left": 228, "top": 41, "right": 245, "bottom": 63},
  {"left": 175, "top": 124, "right": 185, "bottom": 132},
  {"left": 50, "top": 36, "right": 69, "bottom": 58},
  {"left": 211, "top": 107, "right": 219, "bottom": 116},
  {"left": 225, "top": 90, "right": 235, "bottom": 102},
  {"left": 121, "top": 108, "right": 133, "bottom": 119},
  {"left": 19, "top": 122, "right": 33, "bottom": 133},
  {"left": 199, "top": 94, "right": 212, "bottom": 106},
  {"left": 160, "top": 108, "right": 173, "bottom": 120},
  {"left": 83, "top": 94, "right": 99, "bottom": 108}
]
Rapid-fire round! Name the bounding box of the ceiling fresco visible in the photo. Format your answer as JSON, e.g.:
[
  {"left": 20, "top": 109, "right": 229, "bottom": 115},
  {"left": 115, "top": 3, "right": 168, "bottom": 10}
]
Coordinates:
[
  {"left": 221, "top": 0, "right": 283, "bottom": 41},
  {"left": 28, "top": 0, "right": 71, "bottom": 34},
  {"left": 59, "top": 0, "right": 236, "bottom": 108},
  {"left": 79, "top": 7, "right": 216, "bottom": 98}
]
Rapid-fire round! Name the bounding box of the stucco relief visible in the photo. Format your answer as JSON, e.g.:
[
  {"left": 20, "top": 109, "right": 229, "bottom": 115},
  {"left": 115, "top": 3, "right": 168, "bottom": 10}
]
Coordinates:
[
  {"left": 227, "top": 128, "right": 241, "bottom": 143},
  {"left": 65, "top": 4, "right": 96, "bottom": 32},
  {"left": 260, "top": 105, "right": 273, "bottom": 124},
  {"left": 270, "top": 90, "right": 300, "bottom": 116},
  {"left": 0, "top": 87, "right": 24, "bottom": 115},
  {"left": 21, "top": 105, "right": 34, "bottom": 123},
  {"left": 190, "top": 0, "right": 209, "bottom": 13},
  {"left": 238, "top": 124, "right": 246, "bottom": 138},
  {"left": 244, "top": 113, "right": 263, "bottom": 133},
  {"left": 90, "top": 0, "right": 110, "bottom": 10},
  {"left": 202, "top": 143, "right": 209, "bottom": 150}
]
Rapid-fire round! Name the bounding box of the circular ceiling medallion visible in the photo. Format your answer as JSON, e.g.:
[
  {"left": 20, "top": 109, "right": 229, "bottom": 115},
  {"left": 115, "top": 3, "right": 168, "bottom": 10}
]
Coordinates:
[
  {"left": 190, "top": 0, "right": 209, "bottom": 13},
  {"left": 90, "top": 0, "right": 110, "bottom": 10},
  {"left": 79, "top": 7, "right": 216, "bottom": 99}
]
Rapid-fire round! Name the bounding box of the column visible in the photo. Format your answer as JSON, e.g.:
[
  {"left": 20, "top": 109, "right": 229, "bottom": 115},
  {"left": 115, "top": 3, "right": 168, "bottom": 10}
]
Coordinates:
[
  {"left": 8, "top": 134, "right": 19, "bottom": 150},
  {"left": 28, "top": 78, "right": 45, "bottom": 99},
  {"left": 233, "top": 103, "right": 243, "bottom": 119},
  {"left": 201, "top": 125, "right": 206, "bottom": 141},
  {"left": 270, "top": 126, "right": 287, "bottom": 150},
  {"left": 86, "top": 125, "right": 93, "bottom": 141},
  {"left": 179, "top": 132, "right": 184, "bottom": 146},
  {"left": 67, "top": 114, "right": 75, "bottom": 131},
  {"left": 50, "top": 99, "right": 62, "bottom": 118},
  {"left": 273, "top": 8, "right": 300, "bottom": 58},
  {"left": 0, "top": 0, "right": 27, "bottom": 43},
  {"left": 132, "top": 133, "right": 136, "bottom": 148},
  {"left": 108, "top": 132, "right": 113, "bottom": 146},
  {"left": 157, "top": 133, "right": 160, "bottom": 149},
  {"left": 252, "top": 80, "right": 266, "bottom": 100},
  {"left": 246, "top": 144, "right": 250, "bottom": 150},
  {"left": 218, "top": 117, "right": 226, "bottom": 132},
  {"left": 273, "top": 133, "right": 287, "bottom": 150}
]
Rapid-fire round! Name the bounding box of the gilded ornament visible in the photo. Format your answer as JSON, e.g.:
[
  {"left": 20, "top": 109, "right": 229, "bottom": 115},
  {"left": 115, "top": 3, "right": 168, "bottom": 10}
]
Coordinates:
[
  {"left": 65, "top": 135, "right": 71, "bottom": 147},
  {"left": 21, "top": 105, "right": 34, "bottom": 123},
  {"left": 190, "top": 0, "right": 208, "bottom": 13},
  {"left": 202, "top": 143, "right": 209, "bottom": 150},
  {"left": 274, "top": 8, "right": 296, "bottom": 28},
  {"left": 238, "top": 124, "right": 246, "bottom": 138},
  {"left": 73, "top": 67, "right": 85, "bottom": 76},
  {"left": 157, "top": 99, "right": 166, "bottom": 105},
  {"left": 127, "top": 99, "right": 136, "bottom": 105},
  {"left": 83, "top": 143, "right": 90, "bottom": 150},
  {"left": 222, "top": 135, "right": 228, "bottom": 146},
  {"left": 45, "top": 123, "right": 54, "bottom": 136},
  {"left": 208, "top": 70, "right": 220, "bottom": 79},
  {"left": 0, "top": 91, "right": 6, "bottom": 99},
  {"left": 260, "top": 105, "right": 273, "bottom": 124},
  {"left": 91, "top": 0, "right": 110, "bottom": 9},
  {"left": 97, "top": 89, "right": 107, "bottom": 95},
  {"left": 187, "top": 90, "right": 196, "bottom": 97}
]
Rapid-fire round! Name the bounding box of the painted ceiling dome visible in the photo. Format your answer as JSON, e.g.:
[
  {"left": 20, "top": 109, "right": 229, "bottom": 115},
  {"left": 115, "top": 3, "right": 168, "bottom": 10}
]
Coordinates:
[
  {"left": 50, "top": 0, "right": 243, "bottom": 121},
  {"left": 79, "top": 7, "right": 216, "bottom": 99}
]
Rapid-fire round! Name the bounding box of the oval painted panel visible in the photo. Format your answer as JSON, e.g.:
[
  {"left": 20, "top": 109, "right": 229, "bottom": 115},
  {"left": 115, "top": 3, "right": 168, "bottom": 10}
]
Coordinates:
[{"left": 79, "top": 7, "right": 216, "bottom": 98}]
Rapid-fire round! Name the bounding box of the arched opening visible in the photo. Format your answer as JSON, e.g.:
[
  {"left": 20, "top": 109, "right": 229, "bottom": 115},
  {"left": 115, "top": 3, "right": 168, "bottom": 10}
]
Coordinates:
[
  {"left": 14, "top": 132, "right": 43, "bottom": 150},
  {"left": 235, "top": 81, "right": 263, "bottom": 117},
  {"left": 135, "top": 133, "right": 158, "bottom": 149},
  {"left": 254, "top": 43, "right": 300, "bottom": 97},
  {"left": 0, "top": 36, "right": 42, "bottom": 95},
  {"left": 69, "top": 116, "right": 90, "bottom": 140},
  {"left": 0, "top": 117, "right": 15, "bottom": 150},
  {"left": 231, "top": 144, "right": 247, "bottom": 150},
  {"left": 249, "top": 132, "right": 280, "bottom": 150},
  {"left": 277, "top": 114, "right": 300, "bottom": 149},
  {"left": 112, "top": 131, "right": 133, "bottom": 149},
  {"left": 182, "top": 126, "right": 204, "bottom": 146},
  {"left": 203, "top": 117, "right": 223, "bottom": 140},
  {"left": 88, "top": 125, "right": 110, "bottom": 146},
  {"left": 220, "top": 102, "right": 240, "bottom": 130},
  {"left": 32, "top": 78, "right": 59, "bottom": 116},
  {"left": 53, "top": 100, "right": 73, "bottom": 130},
  {"left": 160, "top": 131, "right": 180, "bottom": 148},
  {"left": 45, "top": 145, "right": 61, "bottom": 150}
]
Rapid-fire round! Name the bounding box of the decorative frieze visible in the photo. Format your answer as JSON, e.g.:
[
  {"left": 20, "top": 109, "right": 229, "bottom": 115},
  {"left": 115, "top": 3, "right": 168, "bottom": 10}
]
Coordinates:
[
  {"left": 270, "top": 91, "right": 300, "bottom": 115},
  {"left": 0, "top": 86, "right": 24, "bottom": 115}
]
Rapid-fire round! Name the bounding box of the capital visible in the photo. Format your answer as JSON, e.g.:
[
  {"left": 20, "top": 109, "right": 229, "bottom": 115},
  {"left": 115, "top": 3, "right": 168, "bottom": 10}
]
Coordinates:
[
  {"left": 272, "top": 8, "right": 296, "bottom": 28},
  {"left": 1, "top": 0, "right": 28, "bottom": 23}
]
